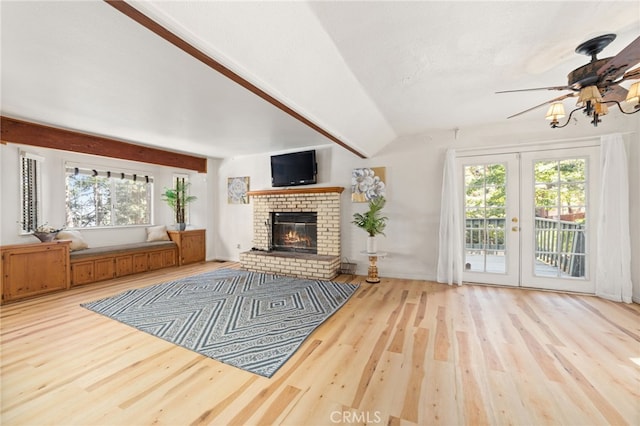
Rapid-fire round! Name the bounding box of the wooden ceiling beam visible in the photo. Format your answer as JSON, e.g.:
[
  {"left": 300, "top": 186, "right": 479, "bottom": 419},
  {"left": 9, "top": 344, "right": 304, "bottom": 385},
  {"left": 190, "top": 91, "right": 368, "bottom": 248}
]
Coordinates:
[
  {"left": 104, "top": 0, "right": 367, "bottom": 159},
  {"left": 0, "top": 116, "right": 207, "bottom": 173}
]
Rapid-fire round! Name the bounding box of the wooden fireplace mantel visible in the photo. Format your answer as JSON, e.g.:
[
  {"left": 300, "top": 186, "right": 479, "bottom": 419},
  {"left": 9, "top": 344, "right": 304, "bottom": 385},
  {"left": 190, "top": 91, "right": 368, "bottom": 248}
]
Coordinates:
[{"left": 247, "top": 187, "right": 344, "bottom": 197}]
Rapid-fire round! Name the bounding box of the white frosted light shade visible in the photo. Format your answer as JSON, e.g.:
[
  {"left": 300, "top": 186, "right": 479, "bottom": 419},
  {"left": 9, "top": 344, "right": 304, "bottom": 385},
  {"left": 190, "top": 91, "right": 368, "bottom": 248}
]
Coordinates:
[
  {"left": 545, "top": 102, "right": 566, "bottom": 120},
  {"left": 594, "top": 102, "right": 608, "bottom": 116},
  {"left": 625, "top": 82, "right": 640, "bottom": 104},
  {"left": 576, "top": 85, "right": 602, "bottom": 106}
]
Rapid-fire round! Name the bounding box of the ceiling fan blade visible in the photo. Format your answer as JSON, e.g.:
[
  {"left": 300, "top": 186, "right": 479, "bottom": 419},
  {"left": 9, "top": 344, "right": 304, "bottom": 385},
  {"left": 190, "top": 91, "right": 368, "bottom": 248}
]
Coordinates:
[
  {"left": 496, "top": 85, "right": 572, "bottom": 94},
  {"left": 622, "top": 66, "right": 640, "bottom": 81},
  {"left": 598, "top": 35, "right": 640, "bottom": 83},
  {"left": 507, "top": 93, "right": 577, "bottom": 119},
  {"left": 601, "top": 84, "right": 628, "bottom": 102}
]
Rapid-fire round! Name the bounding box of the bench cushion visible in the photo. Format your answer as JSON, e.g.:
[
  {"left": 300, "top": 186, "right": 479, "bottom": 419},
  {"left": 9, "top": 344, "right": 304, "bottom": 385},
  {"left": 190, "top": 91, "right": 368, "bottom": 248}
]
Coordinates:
[
  {"left": 70, "top": 241, "right": 176, "bottom": 260},
  {"left": 56, "top": 230, "right": 89, "bottom": 251},
  {"left": 146, "top": 225, "right": 171, "bottom": 242}
]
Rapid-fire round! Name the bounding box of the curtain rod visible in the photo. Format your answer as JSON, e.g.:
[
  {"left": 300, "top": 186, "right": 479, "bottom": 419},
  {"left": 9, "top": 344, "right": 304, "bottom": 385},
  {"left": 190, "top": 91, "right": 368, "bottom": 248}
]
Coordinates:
[
  {"left": 520, "top": 131, "right": 636, "bottom": 147},
  {"left": 455, "top": 131, "right": 636, "bottom": 153}
]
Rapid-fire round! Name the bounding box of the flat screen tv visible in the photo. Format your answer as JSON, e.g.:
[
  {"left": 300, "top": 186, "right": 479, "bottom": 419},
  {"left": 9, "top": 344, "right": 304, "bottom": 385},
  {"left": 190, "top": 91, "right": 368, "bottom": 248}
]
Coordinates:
[{"left": 271, "top": 150, "right": 317, "bottom": 187}]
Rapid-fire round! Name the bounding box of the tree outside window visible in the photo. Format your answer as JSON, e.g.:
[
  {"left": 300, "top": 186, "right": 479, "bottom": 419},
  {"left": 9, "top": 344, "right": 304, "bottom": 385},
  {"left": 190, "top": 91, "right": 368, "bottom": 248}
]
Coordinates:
[
  {"left": 19, "top": 152, "right": 43, "bottom": 233},
  {"left": 65, "top": 166, "right": 152, "bottom": 228}
]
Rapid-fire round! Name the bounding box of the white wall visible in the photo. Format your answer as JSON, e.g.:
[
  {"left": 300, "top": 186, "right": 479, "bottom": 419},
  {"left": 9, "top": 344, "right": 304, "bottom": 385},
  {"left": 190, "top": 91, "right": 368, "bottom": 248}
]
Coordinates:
[
  {"left": 215, "top": 134, "right": 470, "bottom": 279},
  {"left": 0, "top": 143, "right": 210, "bottom": 250},
  {"left": 214, "top": 113, "right": 640, "bottom": 301},
  {"left": 2, "top": 112, "right": 638, "bottom": 301}
]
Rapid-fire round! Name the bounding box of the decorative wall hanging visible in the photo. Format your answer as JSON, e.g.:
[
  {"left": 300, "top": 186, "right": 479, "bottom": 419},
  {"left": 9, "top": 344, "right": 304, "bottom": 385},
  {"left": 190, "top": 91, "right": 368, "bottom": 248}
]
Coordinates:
[
  {"left": 228, "top": 176, "right": 250, "bottom": 204},
  {"left": 352, "top": 167, "right": 386, "bottom": 202}
]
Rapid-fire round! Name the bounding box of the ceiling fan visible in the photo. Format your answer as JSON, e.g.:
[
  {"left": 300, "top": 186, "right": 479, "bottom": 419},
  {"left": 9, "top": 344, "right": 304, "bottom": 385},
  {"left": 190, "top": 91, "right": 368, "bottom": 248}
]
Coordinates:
[{"left": 497, "top": 34, "right": 640, "bottom": 128}]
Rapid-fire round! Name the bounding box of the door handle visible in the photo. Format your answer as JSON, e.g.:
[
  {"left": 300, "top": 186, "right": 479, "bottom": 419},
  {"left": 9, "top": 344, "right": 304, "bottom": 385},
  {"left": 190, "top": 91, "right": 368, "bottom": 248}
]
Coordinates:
[{"left": 512, "top": 226, "right": 520, "bottom": 232}]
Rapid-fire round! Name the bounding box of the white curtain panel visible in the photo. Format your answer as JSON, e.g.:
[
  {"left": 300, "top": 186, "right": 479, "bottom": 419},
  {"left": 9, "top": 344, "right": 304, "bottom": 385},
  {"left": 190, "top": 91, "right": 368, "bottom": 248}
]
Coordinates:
[
  {"left": 596, "top": 134, "right": 632, "bottom": 303},
  {"left": 437, "top": 149, "right": 463, "bottom": 285}
]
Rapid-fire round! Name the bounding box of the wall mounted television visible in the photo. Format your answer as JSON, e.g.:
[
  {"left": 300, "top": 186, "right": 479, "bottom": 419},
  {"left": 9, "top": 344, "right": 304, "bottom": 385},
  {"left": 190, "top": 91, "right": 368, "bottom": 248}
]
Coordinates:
[{"left": 271, "top": 150, "right": 317, "bottom": 187}]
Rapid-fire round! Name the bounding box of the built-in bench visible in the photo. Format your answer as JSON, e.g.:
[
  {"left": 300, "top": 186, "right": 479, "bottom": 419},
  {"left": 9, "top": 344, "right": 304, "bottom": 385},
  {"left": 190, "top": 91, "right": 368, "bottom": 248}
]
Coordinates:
[{"left": 70, "top": 241, "right": 178, "bottom": 286}]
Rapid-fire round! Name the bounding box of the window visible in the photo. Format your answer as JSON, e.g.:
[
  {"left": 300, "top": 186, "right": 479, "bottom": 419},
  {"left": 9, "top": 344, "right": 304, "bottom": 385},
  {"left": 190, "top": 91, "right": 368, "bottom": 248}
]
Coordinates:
[
  {"left": 19, "top": 152, "right": 43, "bottom": 233},
  {"left": 65, "top": 165, "right": 153, "bottom": 228}
]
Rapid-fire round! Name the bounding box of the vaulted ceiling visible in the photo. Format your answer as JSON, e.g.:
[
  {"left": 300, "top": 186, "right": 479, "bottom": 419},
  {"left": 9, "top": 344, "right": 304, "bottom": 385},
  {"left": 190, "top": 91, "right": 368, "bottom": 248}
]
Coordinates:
[{"left": 2, "top": 1, "right": 639, "bottom": 159}]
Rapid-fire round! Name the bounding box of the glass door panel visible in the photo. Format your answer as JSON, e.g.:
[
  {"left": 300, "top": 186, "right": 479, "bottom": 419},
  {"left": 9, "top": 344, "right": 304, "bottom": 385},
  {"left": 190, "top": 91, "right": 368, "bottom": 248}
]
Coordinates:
[
  {"left": 521, "top": 148, "right": 598, "bottom": 293},
  {"left": 459, "top": 154, "right": 519, "bottom": 286},
  {"left": 464, "top": 165, "right": 506, "bottom": 273},
  {"left": 533, "top": 158, "right": 587, "bottom": 278}
]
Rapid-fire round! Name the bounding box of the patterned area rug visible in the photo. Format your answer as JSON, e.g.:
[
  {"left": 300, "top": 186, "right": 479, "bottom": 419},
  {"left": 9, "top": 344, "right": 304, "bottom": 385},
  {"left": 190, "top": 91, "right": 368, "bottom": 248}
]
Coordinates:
[{"left": 81, "top": 269, "right": 358, "bottom": 377}]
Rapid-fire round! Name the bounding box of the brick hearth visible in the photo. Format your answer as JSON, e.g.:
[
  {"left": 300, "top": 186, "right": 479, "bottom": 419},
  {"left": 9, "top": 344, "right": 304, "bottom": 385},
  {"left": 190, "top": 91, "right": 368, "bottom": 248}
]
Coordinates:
[{"left": 240, "top": 187, "right": 343, "bottom": 280}]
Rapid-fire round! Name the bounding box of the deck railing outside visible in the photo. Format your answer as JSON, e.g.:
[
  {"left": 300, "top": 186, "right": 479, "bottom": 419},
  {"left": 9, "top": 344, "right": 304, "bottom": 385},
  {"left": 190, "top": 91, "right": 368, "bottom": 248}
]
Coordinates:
[
  {"left": 534, "top": 217, "right": 585, "bottom": 277},
  {"left": 465, "top": 217, "right": 585, "bottom": 277}
]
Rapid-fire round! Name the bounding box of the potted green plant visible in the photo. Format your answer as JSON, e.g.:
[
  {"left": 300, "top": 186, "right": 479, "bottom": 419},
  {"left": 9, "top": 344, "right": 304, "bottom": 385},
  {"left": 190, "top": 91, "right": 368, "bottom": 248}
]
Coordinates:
[
  {"left": 162, "top": 178, "right": 197, "bottom": 231},
  {"left": 352, "top": 196, "right": 388, "bottom": 253}
]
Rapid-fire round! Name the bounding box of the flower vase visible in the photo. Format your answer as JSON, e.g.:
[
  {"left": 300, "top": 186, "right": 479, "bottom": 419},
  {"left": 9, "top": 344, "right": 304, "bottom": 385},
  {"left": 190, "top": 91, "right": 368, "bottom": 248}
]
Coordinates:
[
  {"left": 366, "top": 236, "right": 377, "bottom": 254},
  {"left": 33, "top": 232, "right": 58, "bottom": 242}
]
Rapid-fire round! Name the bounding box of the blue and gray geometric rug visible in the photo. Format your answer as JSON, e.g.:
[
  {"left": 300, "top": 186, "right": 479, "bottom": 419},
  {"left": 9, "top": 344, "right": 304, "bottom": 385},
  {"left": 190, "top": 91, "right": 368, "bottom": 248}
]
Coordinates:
[{"left": 81, "top": 269, "right": 358, "bottom": 377}]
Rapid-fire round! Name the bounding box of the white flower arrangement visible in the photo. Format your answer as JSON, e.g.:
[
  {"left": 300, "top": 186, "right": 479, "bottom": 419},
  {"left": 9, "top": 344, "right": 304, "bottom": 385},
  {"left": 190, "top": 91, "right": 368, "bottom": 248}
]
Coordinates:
[
  {"left": 34, "top": 224, "right": 64, "bottom": 233},
  {"left": 18, "top": 221, "right": 64, "bottom": 233}
]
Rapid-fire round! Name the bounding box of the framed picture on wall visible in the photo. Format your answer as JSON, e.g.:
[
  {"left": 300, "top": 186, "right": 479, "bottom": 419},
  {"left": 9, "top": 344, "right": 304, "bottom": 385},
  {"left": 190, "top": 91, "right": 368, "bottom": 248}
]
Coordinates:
[
  {"left": 352, "top": 167, "right": 386, "bottom": 202},
  {"left": 227, "top": 176, "right": 250, "bottom": 204}
]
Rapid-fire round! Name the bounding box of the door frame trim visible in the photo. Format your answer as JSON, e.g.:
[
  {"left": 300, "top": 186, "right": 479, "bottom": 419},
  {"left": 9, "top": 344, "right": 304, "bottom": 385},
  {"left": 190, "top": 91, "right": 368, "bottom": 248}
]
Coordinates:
[
  {"left": 456, "top": 138, "right": 600, "bottom": 157},
  {"left": 457, "top": 143, "right": 600, "bottom": 293}
]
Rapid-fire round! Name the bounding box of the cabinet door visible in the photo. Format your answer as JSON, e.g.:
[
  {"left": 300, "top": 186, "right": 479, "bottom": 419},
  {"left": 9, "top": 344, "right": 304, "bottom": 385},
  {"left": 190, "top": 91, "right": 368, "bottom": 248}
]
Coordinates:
[
  {"left": 181, "top": 233, "right": 205, "bottom": 265},
  {"left": 133, "top": 253, "right": 148, "bottom": 273},
  {"left": 71, "top": 261, "right": 95, "bottom": 286},
  {"left": 2, "top": 243, "right": 69, "bottom": 300},
  {"left": 148, "top": 251, "right": 164, "bottom": 270},
  {"left": 163, "top": 249, "right": 177, "bottom": 268},
  {"left": 115, "top": 255, "right": 133, "bottom": 277},
  {"left": 94, "top": 258, "right": 115, "bottom": 281}
]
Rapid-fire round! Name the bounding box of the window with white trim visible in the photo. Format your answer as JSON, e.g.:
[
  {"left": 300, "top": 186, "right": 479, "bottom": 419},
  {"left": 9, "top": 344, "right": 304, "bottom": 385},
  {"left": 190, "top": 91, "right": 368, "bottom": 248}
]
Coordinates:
[
  {"left": 65, "top": 165, "right": 153, "bottom": 228},
  {"left": 19, "top": 151, "right": 43, "bottom": 233}
]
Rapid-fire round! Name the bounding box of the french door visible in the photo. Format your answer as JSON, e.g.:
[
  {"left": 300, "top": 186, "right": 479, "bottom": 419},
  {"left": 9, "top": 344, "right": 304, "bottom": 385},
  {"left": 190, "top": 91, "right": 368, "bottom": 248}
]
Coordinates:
[{"left": 458, "top": 146, "right": 599, "bottom": 293}]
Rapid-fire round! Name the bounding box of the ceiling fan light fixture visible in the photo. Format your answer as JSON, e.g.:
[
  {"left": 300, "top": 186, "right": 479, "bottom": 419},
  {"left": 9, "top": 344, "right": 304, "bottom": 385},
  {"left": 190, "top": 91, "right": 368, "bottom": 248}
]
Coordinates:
[
  {"left": 576, "top": 85, "right": 602, "bottom": 107},
  {"left": 625, "top": 82, "right": 640, "bottom": 105},
  {"left": 500, "top": 33, "right": 640, "bottom": 129}
]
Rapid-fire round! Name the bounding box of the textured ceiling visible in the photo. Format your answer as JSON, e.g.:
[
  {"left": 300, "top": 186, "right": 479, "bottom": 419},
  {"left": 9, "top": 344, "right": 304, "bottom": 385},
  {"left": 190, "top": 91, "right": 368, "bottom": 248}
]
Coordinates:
[{"left": 1, "top": 1, "right": 639, "bottom": 159}]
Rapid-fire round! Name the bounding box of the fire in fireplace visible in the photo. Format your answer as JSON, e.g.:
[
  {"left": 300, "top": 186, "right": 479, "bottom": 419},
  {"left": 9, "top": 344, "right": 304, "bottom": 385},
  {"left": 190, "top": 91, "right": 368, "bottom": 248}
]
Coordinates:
[{"left": 271, "top": 212, "right": 318, "bottom": 254}]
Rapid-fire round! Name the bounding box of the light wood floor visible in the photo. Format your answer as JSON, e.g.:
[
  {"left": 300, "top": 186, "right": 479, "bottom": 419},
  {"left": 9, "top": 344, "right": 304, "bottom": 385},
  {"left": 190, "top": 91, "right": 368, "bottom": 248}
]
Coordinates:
[{"left": 1, "top": 261, "right": 638, "bottom": 425}]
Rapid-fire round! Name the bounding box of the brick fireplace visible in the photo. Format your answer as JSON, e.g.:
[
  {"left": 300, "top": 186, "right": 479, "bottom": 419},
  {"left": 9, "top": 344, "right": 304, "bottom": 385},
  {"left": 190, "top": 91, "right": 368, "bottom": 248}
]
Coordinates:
[{"left": 240, "top": 187, "right": 343, "bottom": 280}]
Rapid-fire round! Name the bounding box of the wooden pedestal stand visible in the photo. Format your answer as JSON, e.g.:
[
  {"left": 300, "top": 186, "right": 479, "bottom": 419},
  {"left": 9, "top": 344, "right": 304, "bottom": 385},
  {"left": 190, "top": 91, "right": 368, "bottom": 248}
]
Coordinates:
[{"left": 361, "top": 251, "right": 387, "bottom": 284}]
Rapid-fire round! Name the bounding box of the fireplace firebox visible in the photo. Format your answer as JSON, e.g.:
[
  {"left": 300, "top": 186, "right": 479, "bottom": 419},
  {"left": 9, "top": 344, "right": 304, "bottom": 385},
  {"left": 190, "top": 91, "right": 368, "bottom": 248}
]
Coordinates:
[{"left": 271, "top": 212, "right": 318, "bottom": 254}]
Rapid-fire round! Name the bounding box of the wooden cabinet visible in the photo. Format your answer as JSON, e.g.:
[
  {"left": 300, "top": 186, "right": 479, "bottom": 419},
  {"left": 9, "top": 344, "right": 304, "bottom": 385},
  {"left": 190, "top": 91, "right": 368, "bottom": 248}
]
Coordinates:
[
  {"left": 133, "top": 253, "right": 148, "bottom": 273},
  {"left": 163, "top": 249, "right": 177, "bottom": 268},
  {"left": 1, "top": 241, "right": 71, "bottom": 303},
  {"left": 95, "top": 258, "right": 115, "bottom": 281},
  {"left": 115, "top": 255, "right": 133, "bottom": 277},
  {"left": 147, "top": 248, "right": 177, "bottom": 271},
  {"left": 70, "top": 244, "right": 178, "bottom": 286},
  {"left": 168, "top": 229, "right": 206, "bottom": 266},
  {"left": 71, "top": 261, "right": 95, "bottom": 286},
  {"left": 2, "top": 241, "right": 182, "bottom": 299}
]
